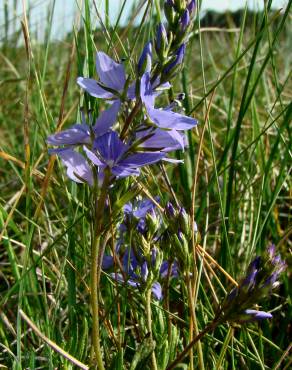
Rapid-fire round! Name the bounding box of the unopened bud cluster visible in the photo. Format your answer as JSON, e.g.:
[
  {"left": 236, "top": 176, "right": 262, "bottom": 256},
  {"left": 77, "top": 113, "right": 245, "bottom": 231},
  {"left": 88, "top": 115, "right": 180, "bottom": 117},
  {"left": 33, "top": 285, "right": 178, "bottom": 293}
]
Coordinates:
[
  {"left": 153, "top": 1, "right": 196, "bottom": 82},
  {"left": 218, "top": 245, "right": 287, "bottom": 324},
  {"left": 164, "top": 202, "right": 198, "bottom": 272}
]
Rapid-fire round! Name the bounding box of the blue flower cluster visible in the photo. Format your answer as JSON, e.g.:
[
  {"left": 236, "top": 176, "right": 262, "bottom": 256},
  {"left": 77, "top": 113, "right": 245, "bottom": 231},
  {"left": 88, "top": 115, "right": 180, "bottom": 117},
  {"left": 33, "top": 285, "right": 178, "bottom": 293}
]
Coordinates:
[{"left": 47, "top": 31, "right": 197, "bottom": 185}]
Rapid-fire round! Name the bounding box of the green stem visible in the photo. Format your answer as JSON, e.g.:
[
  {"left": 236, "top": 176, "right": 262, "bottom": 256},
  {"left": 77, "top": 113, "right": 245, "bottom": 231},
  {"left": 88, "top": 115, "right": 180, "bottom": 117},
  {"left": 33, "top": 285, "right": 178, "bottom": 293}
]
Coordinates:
[
  {"left": 90, "top": 234, "right": 104, "bottom": 370},
  {"left": 146, "top": 289, "right": 158, "bottom": 370},
  {"left": 90, "top": 171, "right": 110, "bottom": 369},
  {"left": 186, "top": 274, "right": 205, "bottom": 370}
]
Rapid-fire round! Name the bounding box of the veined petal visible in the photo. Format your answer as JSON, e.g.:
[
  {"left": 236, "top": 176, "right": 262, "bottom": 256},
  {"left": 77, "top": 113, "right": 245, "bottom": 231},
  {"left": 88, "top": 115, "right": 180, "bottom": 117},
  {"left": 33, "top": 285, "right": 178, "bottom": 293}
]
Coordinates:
[
  {"left": 77, "top": 77, "right": 114, "bottom": 99},
  {"left": 93, "top": 100, "right": 121, "bottom": 136},
  {"left": 137, "top": 128, "right": 186, "bottom": 152},
  {"left": 147, "top": 106, "right": 198, "bottom": 130},
  {"left": 111, "top": 165, "right": 140, "bottom": 178},
  {"left": 93, "top": 131, "right": 127, "bottom": 162},
  {"left": 96, "top": 52, "right": 126, "bottom": 91},
  {"left": 50, "top": 148, "right": 93, "bottom": 186},
  {"left": 47, "top": 124, "right": 90, "bottom": 146},
  {"left": 120, "top": 152, "right": 165, "bottom": 167},
  {"left": 83, "top": 146, "right": 104, "bottom": 166}
]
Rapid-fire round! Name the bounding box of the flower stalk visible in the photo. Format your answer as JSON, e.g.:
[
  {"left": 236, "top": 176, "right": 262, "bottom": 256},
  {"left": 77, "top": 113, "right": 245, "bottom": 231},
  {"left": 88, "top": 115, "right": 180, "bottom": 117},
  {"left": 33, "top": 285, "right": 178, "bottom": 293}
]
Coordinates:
[{"left": 90, "top": 169, "right": 110, "bottom": 369}]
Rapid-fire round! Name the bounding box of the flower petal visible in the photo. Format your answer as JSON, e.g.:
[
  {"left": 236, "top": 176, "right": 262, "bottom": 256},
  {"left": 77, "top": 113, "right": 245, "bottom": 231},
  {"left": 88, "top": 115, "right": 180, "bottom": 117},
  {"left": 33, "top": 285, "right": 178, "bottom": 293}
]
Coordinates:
[
  {"left": 83, "top": 146, "right": 104, "bottom": 166},
  {"left": 140, "top": 72, "right": 155, "bottom": 107},
  {"left": 137, "top": 128, "right": 186, "bottom": 152},
  {"left": 77, "top": 77, "right": 114, "bottom": 99},
  {"left": 50, "top": 148, "right": 93, "bottom": 186},
  {"left": 244, "top": 309, "right": 273, "bottom": 321},
  {"left": 93, "top": 100, "right": 121, "bottom": 136},
  {"left": 96, "top": 52, "right": 126, "bottom": 91},
  {"left": 120, "top": 152, "right": 165, "bottom": 167},
  {"left": 147, "top": 106, "right": 198, "bottom": 130},
  {"left": 111, "top": 165, "right": 140, "bottom": 178},
  {"left": 47, "top": 124, "right": 90, "bottom": 146}
]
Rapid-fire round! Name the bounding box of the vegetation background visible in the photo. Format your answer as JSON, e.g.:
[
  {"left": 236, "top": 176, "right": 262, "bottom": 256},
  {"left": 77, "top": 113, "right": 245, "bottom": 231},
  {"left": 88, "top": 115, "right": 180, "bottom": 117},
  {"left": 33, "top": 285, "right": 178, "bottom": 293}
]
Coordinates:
[{"left": 0, "top": 0, "right": 291, "bottom": 368}]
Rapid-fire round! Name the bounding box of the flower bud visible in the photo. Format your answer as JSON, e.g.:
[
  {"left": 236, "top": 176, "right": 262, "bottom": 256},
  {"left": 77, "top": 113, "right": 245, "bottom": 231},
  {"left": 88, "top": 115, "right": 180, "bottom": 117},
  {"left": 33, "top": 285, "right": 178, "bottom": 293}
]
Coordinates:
[
  {"left": 164, "top": 0, "right": 175, "bottom": 26},
  {"left": 151, "top": 248, "right": 163, "bottom": 278},
  {"left": 187, "top": 0, "right": 196, "bottom": 16},
  {"left": 145, "top": 210, "right": 160, "bottom": 236},
  {"left": 155, "top": 22, "right": 168, "bottom": 60},
  {"left": 178, "top": 207, "right": 190, "bottom": 236},
  {"left": 162, "top": 43, "right": 186, "bottom": 79},
  {"left": 141, "top": 235, "right": 151, "bottom": 256},
  {"left": 219, "top": 245, "right": 286, "bottom": 325},
  {"left": 165, "top": 201, "right": 176, "bottom": 218},
  {"left": 180, "top": 9, "right": 190, "bottom": 32},
  {"left": 174, "top": 232, "right": 190, "bottom": 271},
  {"left": 137, "top": 41, "right": 152, "bottom": 76},
  {"left": 174, "top": 0, "right": 186, "bottom": 12}
]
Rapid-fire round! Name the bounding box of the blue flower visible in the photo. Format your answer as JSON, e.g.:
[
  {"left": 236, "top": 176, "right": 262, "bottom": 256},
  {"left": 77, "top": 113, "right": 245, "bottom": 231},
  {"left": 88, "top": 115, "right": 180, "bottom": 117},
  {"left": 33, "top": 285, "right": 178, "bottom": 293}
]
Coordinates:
[
  {"left": 103, "top": 246, "right": 179, "bottom": 301},
  {"left": 84, "top": 131, "right": 165, "bottom": 179},
  {"left": 162, "top": 44, "right": 186, "bottom": 77},
  {"left": 187, "top": 0, "right": 196, "bottom": 16},
  {"left": 123, "top": 197, "right": 159, "bottom": 234},
  {"left": 77, "top": 52, "right": 129, "bottom": 99},
  {"left": 180, "top": 9, "right": 190, "bottom": 32},
  {"left": 140, "top": 71, "right": 197, "bottom": 131},
  {"left": 103, "top": 247, "right": 163, "bottom": 300}
]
